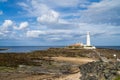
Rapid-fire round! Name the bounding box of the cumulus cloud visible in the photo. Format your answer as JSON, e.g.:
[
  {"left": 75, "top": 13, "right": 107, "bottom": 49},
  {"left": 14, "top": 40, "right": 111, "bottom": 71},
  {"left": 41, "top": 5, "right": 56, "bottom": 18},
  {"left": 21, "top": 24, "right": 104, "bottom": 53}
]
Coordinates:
[
  {"left": 37, "top": 10, "right": 59, "bottom": 23},
  {"left": 0, "top": 20, "right": 30, "bottom": 39},
  {"left": 1, "top": 20, "right": 13, "bottom": 31},
  {"left": 2, "top": 20, "right": 13, "bottom": 27},
  {"left": 0, "top": 20, "right": 14, "bottom": 39},
  {"left": 18, "top": 0, "right": 61, "bottom": 24},
  {"left": 14, "top": 22, "right": 29, "bottom": 30}
]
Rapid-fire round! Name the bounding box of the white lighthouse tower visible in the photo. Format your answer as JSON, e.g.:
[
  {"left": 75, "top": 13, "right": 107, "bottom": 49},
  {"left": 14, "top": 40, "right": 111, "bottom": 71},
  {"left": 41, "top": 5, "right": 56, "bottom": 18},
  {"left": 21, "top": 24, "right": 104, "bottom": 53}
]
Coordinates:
[
  {"left": 84, "top": 32, "right": 96, "bottom": 49},
  {"left": 86, "top": 32, "right": 91, "bottom": 46}
]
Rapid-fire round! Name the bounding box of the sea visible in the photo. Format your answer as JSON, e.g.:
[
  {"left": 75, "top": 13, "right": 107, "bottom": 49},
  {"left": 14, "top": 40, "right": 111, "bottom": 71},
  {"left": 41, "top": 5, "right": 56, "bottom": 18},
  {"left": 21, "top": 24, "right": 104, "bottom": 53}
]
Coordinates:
[{"left": 0, "top": 46, "right": 120, "bottom": 53}]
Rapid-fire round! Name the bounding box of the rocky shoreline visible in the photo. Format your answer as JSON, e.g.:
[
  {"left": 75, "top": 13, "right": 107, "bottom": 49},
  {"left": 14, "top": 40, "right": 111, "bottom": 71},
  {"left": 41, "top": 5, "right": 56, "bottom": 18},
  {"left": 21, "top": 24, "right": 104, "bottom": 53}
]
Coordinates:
[
  {"left": 80, "top": 61, "right": 120, "bottom": 80},
  {"left": 0, "top": 48, "right": 120, "bottom": 80}
]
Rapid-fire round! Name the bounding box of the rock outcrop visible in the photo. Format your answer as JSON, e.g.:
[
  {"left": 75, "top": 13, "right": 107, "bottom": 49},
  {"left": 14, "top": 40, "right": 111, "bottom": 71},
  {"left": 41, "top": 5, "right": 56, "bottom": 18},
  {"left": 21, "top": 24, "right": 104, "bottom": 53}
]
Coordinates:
[{"left": 79, "top": 61, "right": 120, "bottom": 80}]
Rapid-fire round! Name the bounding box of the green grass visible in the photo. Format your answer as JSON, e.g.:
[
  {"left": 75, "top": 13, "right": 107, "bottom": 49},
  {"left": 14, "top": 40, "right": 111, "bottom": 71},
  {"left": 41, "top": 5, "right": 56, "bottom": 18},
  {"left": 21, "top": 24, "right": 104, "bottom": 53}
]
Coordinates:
[
  {"left": 114, "top": 76, "right": 120, "bottom": 80},
  {"left": 0, "top": 66, "right": 15, "bottom": 72}
]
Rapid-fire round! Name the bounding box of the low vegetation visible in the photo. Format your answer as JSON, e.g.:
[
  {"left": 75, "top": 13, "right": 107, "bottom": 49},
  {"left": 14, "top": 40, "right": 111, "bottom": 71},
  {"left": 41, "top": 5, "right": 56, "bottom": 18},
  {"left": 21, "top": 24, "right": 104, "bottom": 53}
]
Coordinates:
[
  {"left": 0, "top": 48, "right": 120, "bottom": 67},
  {"left": 114, "top": 76, "right": 120, "bottom": 80},
  {"left": 0, "top": 67, "right": 15, "bottom": 72}
]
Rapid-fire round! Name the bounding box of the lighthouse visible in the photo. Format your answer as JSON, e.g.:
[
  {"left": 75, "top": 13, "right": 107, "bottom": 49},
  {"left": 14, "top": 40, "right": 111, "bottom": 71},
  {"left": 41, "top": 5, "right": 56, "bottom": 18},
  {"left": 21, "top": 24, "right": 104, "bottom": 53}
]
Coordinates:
[
  {"left": 66, "top": 31, "right": 96, "bottom": 49},
  {"left": 86, "top": 32, "right": 91, "bottom": 46},
  {"left": 83, "top": 32, "right": 96, "bottom": 49}
]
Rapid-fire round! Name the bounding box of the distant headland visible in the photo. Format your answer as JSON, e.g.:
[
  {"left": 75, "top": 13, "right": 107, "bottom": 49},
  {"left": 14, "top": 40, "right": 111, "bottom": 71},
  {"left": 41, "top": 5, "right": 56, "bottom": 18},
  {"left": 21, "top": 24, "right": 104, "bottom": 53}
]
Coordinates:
[{"left": 0, "top": 48, "right": 8, "bottom": 51}]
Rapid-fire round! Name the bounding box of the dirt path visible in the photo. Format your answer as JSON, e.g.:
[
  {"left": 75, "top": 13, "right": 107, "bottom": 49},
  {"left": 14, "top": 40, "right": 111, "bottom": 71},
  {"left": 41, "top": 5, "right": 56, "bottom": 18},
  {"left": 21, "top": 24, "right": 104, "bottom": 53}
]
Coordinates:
[
  {"left": 16, "top": 72, "right": 81, "bottom": 80},
  {"left": 51, "top": 57, "right": 96, "bottom": 64},
  {"left": 54, "top": 72, "right": 81, "bottom": 80}
]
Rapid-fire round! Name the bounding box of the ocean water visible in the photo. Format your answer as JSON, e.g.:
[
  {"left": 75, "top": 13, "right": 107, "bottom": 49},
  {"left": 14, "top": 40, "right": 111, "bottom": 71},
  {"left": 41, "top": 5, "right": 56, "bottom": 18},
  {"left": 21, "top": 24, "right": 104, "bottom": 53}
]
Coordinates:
[
  {"left": 0, "top": 46, "right": 63, "bottom": 53},
  {"left": 96, "top": 46, "right": 120, "bottom": 50},
  {"left": 0, "top": 46, "right": 120, "bottom": 53}
]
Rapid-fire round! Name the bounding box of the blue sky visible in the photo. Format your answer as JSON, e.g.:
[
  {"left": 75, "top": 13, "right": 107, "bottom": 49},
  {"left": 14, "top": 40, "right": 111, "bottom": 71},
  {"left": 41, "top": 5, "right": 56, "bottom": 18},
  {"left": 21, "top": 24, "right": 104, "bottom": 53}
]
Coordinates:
[{"left": 0, "top": 0, "right": 120, "bottom": 46}]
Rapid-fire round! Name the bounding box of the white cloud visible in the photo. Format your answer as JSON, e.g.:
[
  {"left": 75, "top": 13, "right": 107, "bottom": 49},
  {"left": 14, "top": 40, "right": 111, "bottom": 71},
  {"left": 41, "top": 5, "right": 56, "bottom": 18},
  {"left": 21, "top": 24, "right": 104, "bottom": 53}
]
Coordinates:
[
  {"left": 24, "top": 28, "right": 84, "bottom": 42},
  {"left": 87, "top": 0, "right": 119, "bottom": 9},
  {"left": 2, "top": 20, "right": 13, "bottom": 27},
  {"left": 0, "top": 20, "right": 14, "bottom": 39},
  {"left": 26, "top": 29, "right": 74, "bottom": 40},
  {"left": 30, "top": 0, "right": 50, "bottom": 14},
  {"left": 26, "top": 30, "right": 46, "bottom": 38},
  {"left": 17, "top": 0, "right": 89, "bottom": 19},
  {"left": 47, "top": 30, "right": 72, "bottom": 35},
  {"left": 18, "top": 0, "right": 61, "bottom": 24},
  {"left": 18, "top": 1, "right": 50, "bottom": 17},
  {"left": 14, "top": 22, "right": 29, "bottom": 30},
  {"left": 48, "top": 37, "right": 62, "bottom": 41},
  {"left": 1, "top": 20, "right": 13, "bottom": 31},
  {"left": 80, "top": 0, "right": 120, "bottom": 25},
  {"left": 0, "top": 20, "right": 30, "bottom": 39},
  {"left": 37, "top": 10, "right": 59, "bottom": 23},
  {"left": 0, "top": 10, "right": 3, "bottom": 15}
]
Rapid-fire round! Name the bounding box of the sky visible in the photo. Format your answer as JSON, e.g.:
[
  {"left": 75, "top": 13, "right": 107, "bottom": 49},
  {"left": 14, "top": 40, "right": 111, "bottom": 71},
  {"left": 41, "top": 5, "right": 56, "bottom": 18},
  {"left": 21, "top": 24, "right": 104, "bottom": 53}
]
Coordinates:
[{"left": 0, "top": 0, "right": 120, "bottom": 46}]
